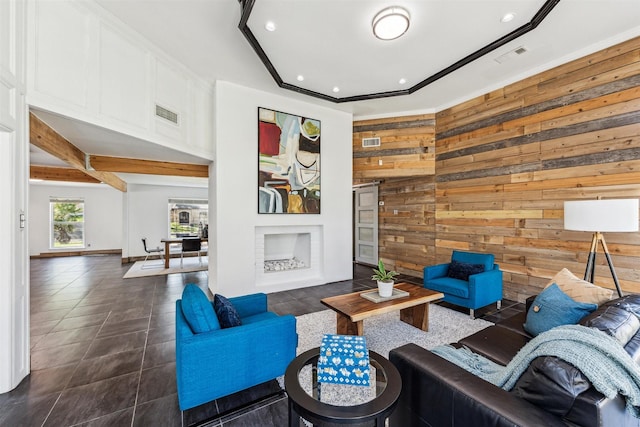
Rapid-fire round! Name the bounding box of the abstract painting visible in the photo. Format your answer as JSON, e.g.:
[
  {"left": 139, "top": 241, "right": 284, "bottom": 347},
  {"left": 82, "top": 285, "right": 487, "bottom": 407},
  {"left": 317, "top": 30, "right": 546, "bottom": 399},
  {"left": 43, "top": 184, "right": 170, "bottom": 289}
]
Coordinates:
[{"left": 258, "top": 107, "right": 320, "bottom": 214}]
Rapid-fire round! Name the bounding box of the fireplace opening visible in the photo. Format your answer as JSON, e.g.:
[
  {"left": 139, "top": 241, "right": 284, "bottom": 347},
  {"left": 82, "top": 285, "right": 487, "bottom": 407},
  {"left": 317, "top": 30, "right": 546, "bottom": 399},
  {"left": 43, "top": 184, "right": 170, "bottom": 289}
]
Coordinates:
[{"left": 264, "top": 232, "right": 310, "bottom": 272}]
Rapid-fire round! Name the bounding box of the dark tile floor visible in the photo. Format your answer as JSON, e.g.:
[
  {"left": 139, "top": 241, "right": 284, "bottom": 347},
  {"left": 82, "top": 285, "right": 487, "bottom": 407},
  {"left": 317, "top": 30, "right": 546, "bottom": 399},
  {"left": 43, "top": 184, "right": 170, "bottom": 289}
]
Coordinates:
[{"left": 0, "top": 255, "right": 523, "bottom": 426}]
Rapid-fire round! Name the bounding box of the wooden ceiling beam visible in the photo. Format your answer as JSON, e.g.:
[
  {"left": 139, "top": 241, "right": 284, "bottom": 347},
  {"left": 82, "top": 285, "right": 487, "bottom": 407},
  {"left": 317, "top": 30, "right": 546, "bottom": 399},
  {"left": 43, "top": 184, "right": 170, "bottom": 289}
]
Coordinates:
[
  {"left": 29, "top": 113, "right": 127, "bottom": 192},
  {"left": 30, "top": 165, "right": 101, "bottom": 183},
  {"left": 88, "top": 155, "right": 209, "bottom": 178}
]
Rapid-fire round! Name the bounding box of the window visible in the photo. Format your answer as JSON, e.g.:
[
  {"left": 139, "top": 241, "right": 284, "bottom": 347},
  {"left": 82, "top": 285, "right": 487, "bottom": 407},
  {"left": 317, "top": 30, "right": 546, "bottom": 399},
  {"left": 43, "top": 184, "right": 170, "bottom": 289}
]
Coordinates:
[
  {"left": 169, "top": 199, "right": 208, "bottom": 238},
  {"left": 50, "top": 198, "right": 85, "bottom": 249}
]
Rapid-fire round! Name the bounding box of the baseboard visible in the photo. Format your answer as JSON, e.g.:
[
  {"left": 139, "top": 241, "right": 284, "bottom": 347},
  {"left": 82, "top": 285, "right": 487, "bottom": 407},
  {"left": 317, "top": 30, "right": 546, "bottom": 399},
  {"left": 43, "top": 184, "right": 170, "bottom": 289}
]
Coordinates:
[
  {"left": 31, "top": 249, "right": 122, "bottom": 259},
  {"left": 123, "top": 253, "right": 202, "bottom": 264}
]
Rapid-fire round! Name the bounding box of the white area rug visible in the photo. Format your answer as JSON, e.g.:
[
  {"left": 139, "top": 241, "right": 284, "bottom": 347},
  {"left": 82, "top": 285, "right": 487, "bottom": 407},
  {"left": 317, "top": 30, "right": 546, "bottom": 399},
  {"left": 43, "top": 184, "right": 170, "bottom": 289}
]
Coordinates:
[
  {"left": 279, "top": 304, "right": 493, "bottom": 422},
  {"left": 295, "top": 304, "right": 493, "bottom": 357},
  {"left": 123, "top": 256, "right": 208, "bottom": 278}
]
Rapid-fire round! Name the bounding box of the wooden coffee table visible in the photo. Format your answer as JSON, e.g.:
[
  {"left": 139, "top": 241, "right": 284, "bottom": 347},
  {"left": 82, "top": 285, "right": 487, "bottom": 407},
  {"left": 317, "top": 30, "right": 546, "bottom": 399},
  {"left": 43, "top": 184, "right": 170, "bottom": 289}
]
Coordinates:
[{"left": 321, "top": 283, "right": 444, "bottom": 336}]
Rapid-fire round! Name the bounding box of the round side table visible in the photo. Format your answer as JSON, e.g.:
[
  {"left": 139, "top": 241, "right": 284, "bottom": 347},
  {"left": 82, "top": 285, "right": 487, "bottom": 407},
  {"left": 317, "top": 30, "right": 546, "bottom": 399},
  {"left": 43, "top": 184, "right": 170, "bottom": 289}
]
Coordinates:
[{"left": 284, "top": 347, "right": 401, "bottom": 427}]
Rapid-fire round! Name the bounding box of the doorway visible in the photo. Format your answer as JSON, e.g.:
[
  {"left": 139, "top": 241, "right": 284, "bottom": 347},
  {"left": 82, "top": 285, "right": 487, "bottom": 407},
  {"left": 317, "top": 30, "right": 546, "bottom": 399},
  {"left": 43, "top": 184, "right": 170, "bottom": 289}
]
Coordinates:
[{"left": 353, "top": 185, "right": 378, "bottom": 266}]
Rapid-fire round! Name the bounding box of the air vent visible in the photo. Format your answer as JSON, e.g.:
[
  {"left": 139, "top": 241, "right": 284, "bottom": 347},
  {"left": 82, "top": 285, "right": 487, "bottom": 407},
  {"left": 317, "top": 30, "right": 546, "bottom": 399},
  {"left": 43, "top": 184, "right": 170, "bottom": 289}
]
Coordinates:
[
  {"left": 155, "top": 104, "right": 179, "bottom": 125},
  {"left": 362, "top": 137, "right": 381, "bottom": 147},
  {"left": 494, "top": 46, "right": 529, "bottom": 64}
]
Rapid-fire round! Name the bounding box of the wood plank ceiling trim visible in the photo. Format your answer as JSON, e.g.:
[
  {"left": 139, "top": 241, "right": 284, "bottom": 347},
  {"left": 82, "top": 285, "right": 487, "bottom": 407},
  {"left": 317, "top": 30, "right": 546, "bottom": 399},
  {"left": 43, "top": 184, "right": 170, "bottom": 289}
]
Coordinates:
[
  {"left": 30, "top": 165, "right": 101, "bottom": 183},
  {"left": 29, "top": 113, "right": 128, "bottom": 192},
  {"left": 88, "top": 155, "right": 209, "bottom": 177}
]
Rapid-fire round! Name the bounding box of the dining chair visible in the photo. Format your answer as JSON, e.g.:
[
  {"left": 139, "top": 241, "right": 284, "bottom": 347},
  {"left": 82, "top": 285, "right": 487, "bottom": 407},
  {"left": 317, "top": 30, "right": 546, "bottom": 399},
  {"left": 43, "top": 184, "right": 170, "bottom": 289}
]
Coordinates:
[
  {"left": 181, "top": 237, "right": 203, "bottom": 267},
  {"left": 141, "top": 238, "right": 164, "bottom": 269}
]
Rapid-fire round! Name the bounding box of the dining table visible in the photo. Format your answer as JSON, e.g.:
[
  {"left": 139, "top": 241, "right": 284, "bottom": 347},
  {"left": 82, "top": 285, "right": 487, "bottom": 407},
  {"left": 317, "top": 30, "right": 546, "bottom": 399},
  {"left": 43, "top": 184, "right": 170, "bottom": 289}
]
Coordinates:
[{"left": 160, "top": 236, "right": 208, "bottom": 268}]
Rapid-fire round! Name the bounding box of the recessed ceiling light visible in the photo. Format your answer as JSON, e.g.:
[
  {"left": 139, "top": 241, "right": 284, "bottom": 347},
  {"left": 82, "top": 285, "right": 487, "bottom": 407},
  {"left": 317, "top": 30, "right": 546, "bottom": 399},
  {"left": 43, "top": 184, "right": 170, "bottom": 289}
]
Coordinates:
[
  {"left": 372, "top": 6, "right": 410, "bottom": 40},
  {"left": 501, "top": 12, "right": 515, "bottom": 23},
  {"left": 332, "top": 86, "right": 340, "bottom": 93},
  {"left": 399, "top": 78, "right": 407, "bottom": 85},
  {"left": 297, "top": 75, "right": 304, "bottom": 82},
  {"left": 265, "top": 21, "right": 276, "bottom": 31}
]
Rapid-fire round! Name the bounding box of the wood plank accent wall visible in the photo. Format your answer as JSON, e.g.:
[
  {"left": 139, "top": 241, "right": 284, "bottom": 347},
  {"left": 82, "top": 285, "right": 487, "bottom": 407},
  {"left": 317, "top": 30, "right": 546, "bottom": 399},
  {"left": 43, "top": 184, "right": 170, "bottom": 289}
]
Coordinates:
[
  {"left": 437, "top": 36, "right": 640, "bottom": 301},
  {"left": 353, "top": 115, "right": 437, "bottom": 276},
  {"left": 353, "top": 114, "right": 436, "bottom": 180},
  {"left": 377, "top": 177, "right": 436, "bottom": 277},
  {"left": 354, "top": 36, "right": 640, "bottom": 302}
]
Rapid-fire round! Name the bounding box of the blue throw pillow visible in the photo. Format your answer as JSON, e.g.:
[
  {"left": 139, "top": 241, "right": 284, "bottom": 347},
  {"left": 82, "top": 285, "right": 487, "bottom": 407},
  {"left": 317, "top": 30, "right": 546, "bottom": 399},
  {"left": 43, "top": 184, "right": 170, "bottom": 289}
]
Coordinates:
[
  {"left": 214, "top": 294, "right": 242, "bottom": 328},
  {"left": 524, "top": 283, "right": 597, "bottom": 336},
  {"left": 181, "top": 284, "right": 220, "bottom": 333},
  {"left": 447, "top": 259, "right": 485, "bottom": 281}
]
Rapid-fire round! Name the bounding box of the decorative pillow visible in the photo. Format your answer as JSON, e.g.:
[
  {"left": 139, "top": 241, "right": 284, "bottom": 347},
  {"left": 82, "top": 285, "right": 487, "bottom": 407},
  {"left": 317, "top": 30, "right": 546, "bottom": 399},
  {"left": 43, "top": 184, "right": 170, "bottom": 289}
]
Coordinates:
[
  {"left": 544, "top": 268, "right": 613, "bottom": 305},
  {"left": 213, "top": 294, "right": 242, "bottom": 328},
  {"left": 524, "top": 283, "right": 597, "bottom": 336},
  {"left": 180, "top": 284, "right": 220, "bottom": 333},
  {"left": 447, "top": 259, "right": 485, "bottom": 281}
]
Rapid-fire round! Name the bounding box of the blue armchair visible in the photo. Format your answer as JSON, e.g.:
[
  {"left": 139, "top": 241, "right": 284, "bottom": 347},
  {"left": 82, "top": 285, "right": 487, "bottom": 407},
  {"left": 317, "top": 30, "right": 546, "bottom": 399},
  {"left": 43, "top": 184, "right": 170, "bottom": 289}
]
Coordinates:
[
  {"left": 423, "top": 250, "right": 503, "bottom": 319},
  {"left": 175, "top": 291, "right": 298, "bottom": 410}
]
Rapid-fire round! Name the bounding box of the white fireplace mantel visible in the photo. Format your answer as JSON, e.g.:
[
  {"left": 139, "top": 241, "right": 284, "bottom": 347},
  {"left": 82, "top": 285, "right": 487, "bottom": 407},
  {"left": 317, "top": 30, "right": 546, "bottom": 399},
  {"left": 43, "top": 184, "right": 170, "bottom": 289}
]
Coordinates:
[{"left": 255, "top": 225, "right": 323, "bottom": 292}]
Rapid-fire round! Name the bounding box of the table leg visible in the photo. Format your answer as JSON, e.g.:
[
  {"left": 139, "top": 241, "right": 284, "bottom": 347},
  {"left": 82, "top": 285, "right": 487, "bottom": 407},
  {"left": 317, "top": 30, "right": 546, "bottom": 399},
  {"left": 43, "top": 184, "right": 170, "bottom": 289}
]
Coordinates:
[
  {"left": 288, "top": 398, "right": 299, "bottom": 427},
  {"left": 400, "top": 302, "right": 429, "bottom": 331},
  {"left": 335, "top": 313, "right": 363, "bottom": 336},
  {"left": 164, "top": 241, "right": 171, "bottom": 268}
]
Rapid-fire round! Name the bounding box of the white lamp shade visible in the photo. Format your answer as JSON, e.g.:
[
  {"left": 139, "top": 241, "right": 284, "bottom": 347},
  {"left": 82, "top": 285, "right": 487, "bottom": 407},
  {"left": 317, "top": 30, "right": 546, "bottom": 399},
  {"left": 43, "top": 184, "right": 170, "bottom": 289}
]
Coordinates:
[{"left": 564, "top": 199, "right": 639, "bottom": 232}]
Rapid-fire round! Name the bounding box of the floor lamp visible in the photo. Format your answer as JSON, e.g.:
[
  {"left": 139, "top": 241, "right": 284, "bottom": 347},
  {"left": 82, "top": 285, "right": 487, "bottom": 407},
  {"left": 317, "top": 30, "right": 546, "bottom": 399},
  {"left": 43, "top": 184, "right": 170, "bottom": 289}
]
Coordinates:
[{"left": 564, "top": 199, "right": 639, "bottom": 298}]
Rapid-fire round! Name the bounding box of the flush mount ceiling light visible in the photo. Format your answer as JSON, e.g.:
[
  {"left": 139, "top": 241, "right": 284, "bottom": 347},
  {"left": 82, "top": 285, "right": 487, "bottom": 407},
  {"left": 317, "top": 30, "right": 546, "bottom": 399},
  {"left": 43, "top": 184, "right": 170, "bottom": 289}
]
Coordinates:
[{"left": 372, "top": 6, "right": 410, "bottom": 40}]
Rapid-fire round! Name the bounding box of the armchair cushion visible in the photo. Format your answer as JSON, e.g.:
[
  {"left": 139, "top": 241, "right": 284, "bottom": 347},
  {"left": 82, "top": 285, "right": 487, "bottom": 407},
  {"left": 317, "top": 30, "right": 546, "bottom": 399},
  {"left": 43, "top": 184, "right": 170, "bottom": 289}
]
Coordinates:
[
  {"left": 451, "top": 250, "right": 494, "bottom": 272},
  {"left": 447, "top": 259, "right": 485, "bottom": 281},
  {"left": 181, "top": 284, "right": 220, "bottom": 333},
  {"left": 214, "top": 294, "right": 242, "bottom": 328},
  {"left": 426, "top": 277, "right": 470, "bottom": 298},
  {"left": 524, "top": 284, "right": 597, "bottom": 336}
]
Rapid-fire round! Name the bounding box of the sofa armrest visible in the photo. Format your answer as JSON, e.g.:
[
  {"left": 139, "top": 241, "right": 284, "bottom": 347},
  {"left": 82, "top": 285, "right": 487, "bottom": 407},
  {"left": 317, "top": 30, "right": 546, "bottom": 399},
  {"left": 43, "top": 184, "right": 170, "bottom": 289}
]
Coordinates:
[
  {"left": 389, "top": 343, "right": 566, "bottom": 427},
  {"left": 229, "top": 293, "right": 267, "bottom": 318},
  {"left": 424, "top": 263, "right": 449, "bottom": 281},
  {"left": 469, "top": 268, "right": 503, "bottom": 294}
]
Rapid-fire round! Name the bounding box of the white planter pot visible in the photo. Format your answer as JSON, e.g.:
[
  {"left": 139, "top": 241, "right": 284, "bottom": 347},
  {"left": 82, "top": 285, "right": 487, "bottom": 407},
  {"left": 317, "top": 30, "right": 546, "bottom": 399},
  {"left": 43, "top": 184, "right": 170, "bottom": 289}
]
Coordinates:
[{"left": 377, "top": 280, "right": 394, "bottom": 297}]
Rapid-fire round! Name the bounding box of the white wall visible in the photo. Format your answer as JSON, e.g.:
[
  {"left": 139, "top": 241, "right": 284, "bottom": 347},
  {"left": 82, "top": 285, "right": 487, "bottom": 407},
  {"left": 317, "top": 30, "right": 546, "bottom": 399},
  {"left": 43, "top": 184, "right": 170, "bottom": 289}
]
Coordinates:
[
  {"left": 210, "top": 81, "right": 353, "bottom": 297},
  {"left": 29, "top": 183, "right": 124, "bottom": 256},
  {"left": 124, "top": 183, "right": 208, "bottom": 259},
  {"left": 27, "top": 0, "right": 214, "bottom": 160}
]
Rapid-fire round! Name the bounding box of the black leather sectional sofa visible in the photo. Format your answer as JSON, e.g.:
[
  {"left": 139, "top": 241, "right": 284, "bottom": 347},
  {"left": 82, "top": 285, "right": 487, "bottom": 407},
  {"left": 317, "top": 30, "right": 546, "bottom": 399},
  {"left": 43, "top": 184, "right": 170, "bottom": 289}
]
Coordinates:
[{"left": 389, "top": 294, "right": 640, "bottom": 426}]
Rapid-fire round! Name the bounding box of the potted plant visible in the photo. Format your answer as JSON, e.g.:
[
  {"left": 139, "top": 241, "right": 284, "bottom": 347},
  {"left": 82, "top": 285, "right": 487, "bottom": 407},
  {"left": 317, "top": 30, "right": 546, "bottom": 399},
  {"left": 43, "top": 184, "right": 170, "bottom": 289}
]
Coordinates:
[{"left": 371, "top": 260, "right": 399, "bottom": 297}]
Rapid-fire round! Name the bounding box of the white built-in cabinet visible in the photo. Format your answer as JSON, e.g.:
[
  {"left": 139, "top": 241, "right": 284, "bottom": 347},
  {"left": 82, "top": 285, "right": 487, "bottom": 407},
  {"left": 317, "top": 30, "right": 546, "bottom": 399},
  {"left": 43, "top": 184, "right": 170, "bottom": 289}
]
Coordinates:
[
  {"left": 27, "top": 0, "right": 214, "bottom": 159},
  {"left": 0, "top": 0, "right": 30, "bottom": 393}
]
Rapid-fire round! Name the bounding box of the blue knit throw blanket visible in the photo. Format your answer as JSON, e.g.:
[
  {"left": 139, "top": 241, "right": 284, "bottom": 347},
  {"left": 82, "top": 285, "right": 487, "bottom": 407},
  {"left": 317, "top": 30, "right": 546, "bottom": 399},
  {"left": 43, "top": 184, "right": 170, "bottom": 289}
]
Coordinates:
[{"left": 431, "top": 324, "right": 640, "bottom": 417}]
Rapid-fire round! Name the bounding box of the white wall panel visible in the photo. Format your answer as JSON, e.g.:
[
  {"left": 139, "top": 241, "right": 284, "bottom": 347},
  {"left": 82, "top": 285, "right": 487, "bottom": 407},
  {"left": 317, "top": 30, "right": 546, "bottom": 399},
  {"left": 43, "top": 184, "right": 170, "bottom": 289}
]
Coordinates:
[
  {"left": 190, "top": 81, "right": 214, "bottom": 153},
  {"left": 154, "top": 59, "right": 187, "bottom": 141},
  {"left": 98, "top": 22, "right": 149, "bottom": 129},
  {"left": 32, "top": 1, "right": 91, "bottom": 108},
  {"left": 28, "top": 0, "right": 214, "bottom": 160}
]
